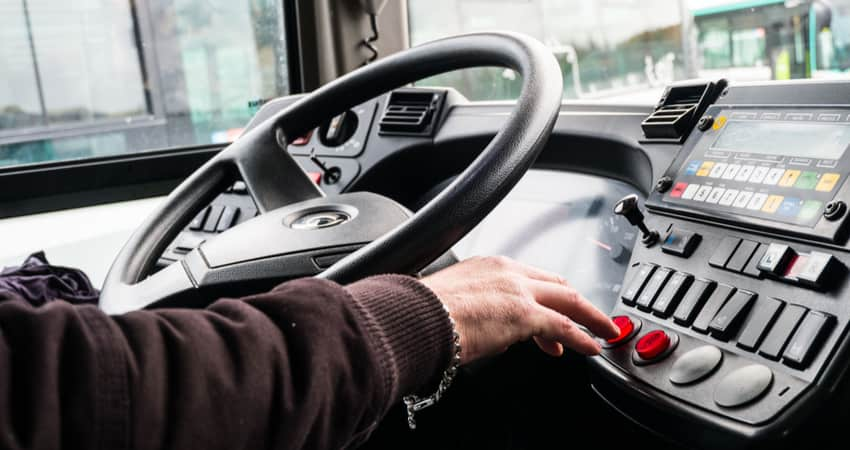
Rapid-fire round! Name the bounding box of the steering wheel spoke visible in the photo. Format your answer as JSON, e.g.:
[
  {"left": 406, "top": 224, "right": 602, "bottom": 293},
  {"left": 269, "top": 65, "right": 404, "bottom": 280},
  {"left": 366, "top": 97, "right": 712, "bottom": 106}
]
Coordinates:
[{"left": 226, "top": 125, "right": 324, "bottom": 213}]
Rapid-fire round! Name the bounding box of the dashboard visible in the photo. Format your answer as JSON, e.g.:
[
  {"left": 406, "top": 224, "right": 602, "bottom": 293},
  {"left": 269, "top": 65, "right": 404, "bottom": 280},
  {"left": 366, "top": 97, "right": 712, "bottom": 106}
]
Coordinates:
[
  {"left": 145, "top": 80, "right": 850, "bottom": 448},
  {"left": 452, "top": 169, "right": 638, "bottom": 316},
  {"left": 596, "top": 82, "right": 850, "bottom": 448},
  {"left": 10, "top": 76, "right": 850, "bottom": 448}
]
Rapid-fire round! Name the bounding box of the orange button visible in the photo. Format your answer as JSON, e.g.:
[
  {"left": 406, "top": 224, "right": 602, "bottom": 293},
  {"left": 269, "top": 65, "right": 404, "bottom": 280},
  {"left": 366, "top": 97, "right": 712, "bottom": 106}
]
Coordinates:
[
  {"left": 778, "top": 169, "right": 800, "bottom": 187},
  {"left": 816, "top": 173, "right": 840, "bottom": 192},
  {"left": 696, "top": 161, "right": 715, "bottom": 177},
  {"left": 762, "top": 195, "right": 784, "bottom": 213}
]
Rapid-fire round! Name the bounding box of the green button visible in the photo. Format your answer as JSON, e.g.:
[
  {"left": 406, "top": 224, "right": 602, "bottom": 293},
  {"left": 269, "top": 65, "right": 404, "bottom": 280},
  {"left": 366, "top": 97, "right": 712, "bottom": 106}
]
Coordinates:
[
  {"left": 799, "top": 200, "right": 823, "bottom": 220},
  {"left": 794, "top": 171, "right": 819, "bottom": 190}
]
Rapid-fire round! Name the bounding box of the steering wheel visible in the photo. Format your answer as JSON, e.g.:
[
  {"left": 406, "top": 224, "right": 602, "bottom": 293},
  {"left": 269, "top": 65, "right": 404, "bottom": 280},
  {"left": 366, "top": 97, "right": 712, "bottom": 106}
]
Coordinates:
[{"left": 99, "top": 32, "right": 563, "bottom": 314}]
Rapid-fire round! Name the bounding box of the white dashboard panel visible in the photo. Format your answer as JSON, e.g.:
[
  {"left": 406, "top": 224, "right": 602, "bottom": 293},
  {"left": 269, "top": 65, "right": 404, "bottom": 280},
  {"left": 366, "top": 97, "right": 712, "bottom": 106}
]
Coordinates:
[{"left": 0, "top": 197, "right": 163, "bottom": 288}]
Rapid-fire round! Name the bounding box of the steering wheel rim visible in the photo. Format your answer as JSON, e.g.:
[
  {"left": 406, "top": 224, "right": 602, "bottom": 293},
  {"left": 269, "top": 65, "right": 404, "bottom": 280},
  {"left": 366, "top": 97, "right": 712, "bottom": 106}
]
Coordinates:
[{"left": 99, "top": 31, "right": 563, "bottom": 314}]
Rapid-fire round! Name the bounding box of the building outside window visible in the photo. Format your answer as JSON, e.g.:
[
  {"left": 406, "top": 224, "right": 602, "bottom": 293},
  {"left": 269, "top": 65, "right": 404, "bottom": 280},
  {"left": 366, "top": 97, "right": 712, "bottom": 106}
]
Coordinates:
[{"left": 0, "top": 0, "right": 290, "bottom": 167}]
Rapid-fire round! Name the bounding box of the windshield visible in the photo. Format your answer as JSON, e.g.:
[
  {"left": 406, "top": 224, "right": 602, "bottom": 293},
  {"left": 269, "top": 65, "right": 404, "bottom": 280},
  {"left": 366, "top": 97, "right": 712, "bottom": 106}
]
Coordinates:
[
  {"left": 409, "top": 0, "right": 850, "bottom": 103},
  {"left": 1, "top": 0, "right": 289, "bottom": 168},
  {"left": 5, "top": 1, "right": 850, "bottom": 169}
]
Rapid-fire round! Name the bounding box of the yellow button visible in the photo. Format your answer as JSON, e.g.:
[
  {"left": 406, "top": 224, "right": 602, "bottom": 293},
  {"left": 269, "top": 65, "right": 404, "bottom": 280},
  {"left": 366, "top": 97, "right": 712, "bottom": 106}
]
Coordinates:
[
  {"left": 816, "top": 173, "right": 841, "bottom": 192},
  {"left": 778, "top": 169, "right": 800, "bottom": 187},
  {"left": 762, "top": 195, "right": 784, "bottom": 213},
  {"left": 712, "top": 116, "right": 727, "bottom": 130},
  {"left": 696, "top": 161, "right": 715, "bottom": 177}
]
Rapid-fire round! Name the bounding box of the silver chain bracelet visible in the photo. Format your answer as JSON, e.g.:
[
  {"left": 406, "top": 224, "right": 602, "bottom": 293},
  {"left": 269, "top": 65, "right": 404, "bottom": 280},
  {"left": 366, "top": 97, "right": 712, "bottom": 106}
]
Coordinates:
[{"left": 402, "top": 312, "right": 462, "bottom": 430}]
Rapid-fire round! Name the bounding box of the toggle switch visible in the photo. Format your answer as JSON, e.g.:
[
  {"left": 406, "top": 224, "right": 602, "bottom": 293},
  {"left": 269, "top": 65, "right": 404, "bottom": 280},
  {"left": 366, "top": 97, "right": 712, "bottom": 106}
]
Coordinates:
[{"left": 614, "top": 194, "right": 659, "bottom": 246}]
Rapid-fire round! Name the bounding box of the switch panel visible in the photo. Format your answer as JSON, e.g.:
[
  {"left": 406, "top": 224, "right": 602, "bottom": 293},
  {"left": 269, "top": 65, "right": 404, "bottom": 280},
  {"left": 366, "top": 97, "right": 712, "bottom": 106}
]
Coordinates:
[{"left": 622, "top": 263, "right": 658, "bottom": 306}]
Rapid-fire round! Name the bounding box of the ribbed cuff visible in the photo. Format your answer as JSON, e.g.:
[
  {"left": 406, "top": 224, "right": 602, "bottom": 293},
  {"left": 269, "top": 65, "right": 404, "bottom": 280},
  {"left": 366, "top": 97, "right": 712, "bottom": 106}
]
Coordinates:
[{"left": 345, "top": 274, "right": 454, "bottom": 408}]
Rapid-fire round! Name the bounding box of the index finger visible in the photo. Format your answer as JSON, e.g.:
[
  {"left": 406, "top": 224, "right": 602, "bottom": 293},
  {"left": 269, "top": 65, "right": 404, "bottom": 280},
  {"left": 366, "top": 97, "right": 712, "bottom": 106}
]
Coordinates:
[{"left": 525, "top": 279, "right": 619, "bottom": 340}]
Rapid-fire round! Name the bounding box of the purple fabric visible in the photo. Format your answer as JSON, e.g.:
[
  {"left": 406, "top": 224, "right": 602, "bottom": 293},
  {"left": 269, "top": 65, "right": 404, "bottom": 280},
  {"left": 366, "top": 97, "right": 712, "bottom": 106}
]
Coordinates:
[{"left": 0, "top": 251, "right": 99, "bottom": 305}]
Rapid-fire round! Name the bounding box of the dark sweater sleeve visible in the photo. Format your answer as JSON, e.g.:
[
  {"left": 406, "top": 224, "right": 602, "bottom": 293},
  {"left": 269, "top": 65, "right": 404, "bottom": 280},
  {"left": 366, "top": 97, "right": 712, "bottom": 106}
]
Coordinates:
[{"left": 0, "top": 275, "right": 453, "bottom": 450}]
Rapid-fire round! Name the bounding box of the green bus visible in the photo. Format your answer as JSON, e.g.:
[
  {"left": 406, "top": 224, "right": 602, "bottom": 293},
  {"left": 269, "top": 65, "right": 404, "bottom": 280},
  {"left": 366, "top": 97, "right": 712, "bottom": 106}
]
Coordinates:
[{"left": 693, "top": 0, "right": 850, "bottom": 81}]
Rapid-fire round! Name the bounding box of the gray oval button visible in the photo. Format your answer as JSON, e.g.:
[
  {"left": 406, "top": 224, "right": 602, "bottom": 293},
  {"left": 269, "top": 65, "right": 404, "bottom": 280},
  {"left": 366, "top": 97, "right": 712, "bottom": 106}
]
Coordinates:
[
  {"left": 669, "top": 345, "right": 723, "bottom": 385},
  {"left": 714, "top": 364, "right": 773, "bottom": 408}
]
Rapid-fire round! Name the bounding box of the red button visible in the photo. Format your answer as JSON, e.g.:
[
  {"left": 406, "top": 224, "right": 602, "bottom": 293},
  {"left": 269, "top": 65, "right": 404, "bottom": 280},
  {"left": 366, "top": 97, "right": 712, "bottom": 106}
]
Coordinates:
[
  {"left": 307, "top": 172, "right": 322, "bottom": 184},
  {"left": 670, "top": 182, "right": 688, "bottom": 198},
  {"left": 635, "top": 330, "right": 671, "bottom": 360},
  {"left": 606, "top": 316, "right": 634, "bottom": 345},
  {"left": 291, "top": 130, "right": 313, "bottom": 146}
]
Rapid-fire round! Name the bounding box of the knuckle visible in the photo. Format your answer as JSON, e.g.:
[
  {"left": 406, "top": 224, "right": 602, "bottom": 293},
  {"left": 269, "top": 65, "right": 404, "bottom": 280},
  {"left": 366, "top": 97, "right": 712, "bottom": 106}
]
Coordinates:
[
  {"left": 563, "top": 287, "right": 580, "bottom": 305},
  {"left": 488, "top": 255, "right": 514, "bottom": 269},
  {"left": 560, "top": 317, "right": 576, "bottom": 335},
  {"left": 515, "top": 297, "right": 535, "bottom": 318},
  {"left": 498, "top": 274, "right": 526, "bottom": 297}
]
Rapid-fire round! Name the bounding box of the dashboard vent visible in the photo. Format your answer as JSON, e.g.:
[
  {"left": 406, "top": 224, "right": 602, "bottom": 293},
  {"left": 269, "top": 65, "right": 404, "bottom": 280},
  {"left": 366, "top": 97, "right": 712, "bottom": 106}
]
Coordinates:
[
  {"left": 641, "top": 80, "right": 727, "bottom": 143},
  {"left": 379, "top": 89, "right": 445, "bottom": 136}
]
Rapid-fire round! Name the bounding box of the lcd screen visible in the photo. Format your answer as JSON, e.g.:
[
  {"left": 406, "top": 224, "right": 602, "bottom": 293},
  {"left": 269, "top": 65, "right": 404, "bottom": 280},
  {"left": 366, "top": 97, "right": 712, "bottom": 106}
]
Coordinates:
[{"left": 711, "top": 121, "right": 850, "bottom": 160}]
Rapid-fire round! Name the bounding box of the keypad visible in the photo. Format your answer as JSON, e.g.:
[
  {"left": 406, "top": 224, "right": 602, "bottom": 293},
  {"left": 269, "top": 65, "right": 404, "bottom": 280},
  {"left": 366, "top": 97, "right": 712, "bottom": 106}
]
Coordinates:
[{"left": 666, "top": 160, "right": 842, "bottom": 225}]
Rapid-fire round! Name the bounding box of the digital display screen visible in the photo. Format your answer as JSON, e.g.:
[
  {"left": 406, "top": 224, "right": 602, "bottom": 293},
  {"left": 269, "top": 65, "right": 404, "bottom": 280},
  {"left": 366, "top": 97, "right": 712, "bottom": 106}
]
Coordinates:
[
  {"left": 712, "top": 121, "right": 850, "bottom": 160},
  {"left": 661, "top": 108, "right": 850, "bottom": 235}
]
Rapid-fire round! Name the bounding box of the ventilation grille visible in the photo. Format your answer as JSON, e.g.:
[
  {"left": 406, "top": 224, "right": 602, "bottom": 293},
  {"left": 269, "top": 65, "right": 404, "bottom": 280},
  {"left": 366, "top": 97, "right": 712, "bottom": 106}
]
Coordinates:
[
  {"left": 379, "top": 90, "right": 443, "bottom": 135},
  {"left": 641, "top": 80, "right": 726, "bottom": 142}
]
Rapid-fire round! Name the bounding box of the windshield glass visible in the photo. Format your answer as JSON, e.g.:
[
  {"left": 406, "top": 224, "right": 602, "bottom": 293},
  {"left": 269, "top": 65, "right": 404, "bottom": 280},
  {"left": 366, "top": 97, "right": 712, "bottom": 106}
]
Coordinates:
[
  {"left": 6, "top": 1, "right": 850, "bottom": 169},
  {"left": 0, "top": 0, "right": 289, "bottom": 168},
  {"left": 409, "top": 0, "right": 850, "bottom": 103}
]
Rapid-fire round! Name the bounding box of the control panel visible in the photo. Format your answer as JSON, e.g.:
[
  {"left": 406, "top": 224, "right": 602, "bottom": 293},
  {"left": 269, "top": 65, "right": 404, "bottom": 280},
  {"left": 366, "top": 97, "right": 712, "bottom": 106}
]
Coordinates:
[
  {"left": 595, "top": 102, "right": 850, "bottom": 440},
  {"left": 652, "top": 107, "right": 850, "bottom": 243},
  {"left": 157, "top": 182, "right": 259, "bottom": 269},
  {"left": 600, "top": 214, "right": 848, "bottom": 427}
]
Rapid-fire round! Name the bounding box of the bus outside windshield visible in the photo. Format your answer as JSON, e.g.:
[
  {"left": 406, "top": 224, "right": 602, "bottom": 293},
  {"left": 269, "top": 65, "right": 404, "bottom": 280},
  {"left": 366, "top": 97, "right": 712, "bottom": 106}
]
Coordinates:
[{"left": 409, "top": 0, "right": 850, "bottom": 102}]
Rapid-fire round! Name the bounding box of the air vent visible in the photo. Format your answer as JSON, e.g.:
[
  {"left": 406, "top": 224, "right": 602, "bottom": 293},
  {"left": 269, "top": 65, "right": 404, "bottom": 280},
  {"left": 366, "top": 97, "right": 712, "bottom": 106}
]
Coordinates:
[
  {"left": 641, "top": 80, "right": 727, "bottom": 143},
  {"left": 378, "top": 89, "right": 445, "bottom": 136}
]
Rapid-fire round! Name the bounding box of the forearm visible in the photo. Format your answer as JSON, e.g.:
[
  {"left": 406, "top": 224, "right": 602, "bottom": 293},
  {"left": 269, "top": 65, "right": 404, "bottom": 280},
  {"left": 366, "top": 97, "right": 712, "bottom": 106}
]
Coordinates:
[{"left": 0, "top": 276, "right": 453, "bottom": 450}]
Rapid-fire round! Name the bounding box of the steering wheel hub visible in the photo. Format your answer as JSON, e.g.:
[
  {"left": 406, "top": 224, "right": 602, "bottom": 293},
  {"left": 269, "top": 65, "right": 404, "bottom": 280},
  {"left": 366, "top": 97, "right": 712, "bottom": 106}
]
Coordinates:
[{"left": 288, "top": 209, "right": 354, "bottom": 230}]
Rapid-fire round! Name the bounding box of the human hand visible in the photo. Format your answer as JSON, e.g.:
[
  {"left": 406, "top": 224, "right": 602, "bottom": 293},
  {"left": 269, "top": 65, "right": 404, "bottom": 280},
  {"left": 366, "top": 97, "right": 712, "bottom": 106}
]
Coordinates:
[{"left": 420, "top": 256, "right": 620, "bottom": 364}]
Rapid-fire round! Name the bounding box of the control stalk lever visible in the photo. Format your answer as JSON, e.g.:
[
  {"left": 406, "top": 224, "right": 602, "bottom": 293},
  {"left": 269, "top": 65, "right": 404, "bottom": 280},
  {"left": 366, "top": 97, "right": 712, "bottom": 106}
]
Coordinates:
[
  {"left": 309, "top": 150, "right": 342, "bottom": 184},
  {"left": 614, "top": 194, "right": 659, "bottom": 246}
]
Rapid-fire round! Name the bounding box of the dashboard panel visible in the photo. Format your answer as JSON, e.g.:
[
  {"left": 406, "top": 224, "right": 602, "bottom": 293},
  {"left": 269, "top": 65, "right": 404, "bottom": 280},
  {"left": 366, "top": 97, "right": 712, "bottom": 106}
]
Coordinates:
[
  {"left": 591, "top": 81, "right": 850, "bottom": 448},
  {"left": 143, "top": 80, "right": 850, "bottom": 448}
]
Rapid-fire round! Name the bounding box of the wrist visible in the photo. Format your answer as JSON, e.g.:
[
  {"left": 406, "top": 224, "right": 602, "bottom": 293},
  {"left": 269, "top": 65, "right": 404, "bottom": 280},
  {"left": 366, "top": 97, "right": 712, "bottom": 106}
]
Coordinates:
[
  {"left": 402, "top": 307, "right": 461, "bottom": 429},
  {"left": 345, "top": 274, "right": 454, "bottom": 407}
]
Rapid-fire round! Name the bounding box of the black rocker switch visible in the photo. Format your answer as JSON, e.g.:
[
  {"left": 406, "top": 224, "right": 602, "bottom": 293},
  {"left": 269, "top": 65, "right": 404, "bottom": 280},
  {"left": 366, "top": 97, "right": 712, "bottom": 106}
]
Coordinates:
[
  {"left": 614, "top": 194, "right": 659, "bottom": 246},
  {"left": 662, "top": 227, "right": 701, "bottom": 258}
]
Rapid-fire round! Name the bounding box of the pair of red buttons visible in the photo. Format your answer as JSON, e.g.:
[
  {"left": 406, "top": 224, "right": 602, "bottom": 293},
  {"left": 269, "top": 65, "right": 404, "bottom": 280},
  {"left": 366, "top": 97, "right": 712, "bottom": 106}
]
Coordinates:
[{"left": 607, "top": 316, "right": 671, "bottom": 360}]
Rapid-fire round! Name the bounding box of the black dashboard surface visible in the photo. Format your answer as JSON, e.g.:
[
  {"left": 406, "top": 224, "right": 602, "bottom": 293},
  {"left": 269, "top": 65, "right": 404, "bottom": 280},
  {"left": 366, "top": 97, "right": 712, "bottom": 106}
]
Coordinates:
[{"left": 452, "top": 169, "right": 640, "bottom": 316}]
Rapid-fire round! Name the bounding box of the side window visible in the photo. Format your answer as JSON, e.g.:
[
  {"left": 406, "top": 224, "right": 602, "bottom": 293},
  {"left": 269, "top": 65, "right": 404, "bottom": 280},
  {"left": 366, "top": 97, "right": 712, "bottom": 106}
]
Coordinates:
[{"left": 0, "top": 0, "right": 290, "bottom": 168}]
